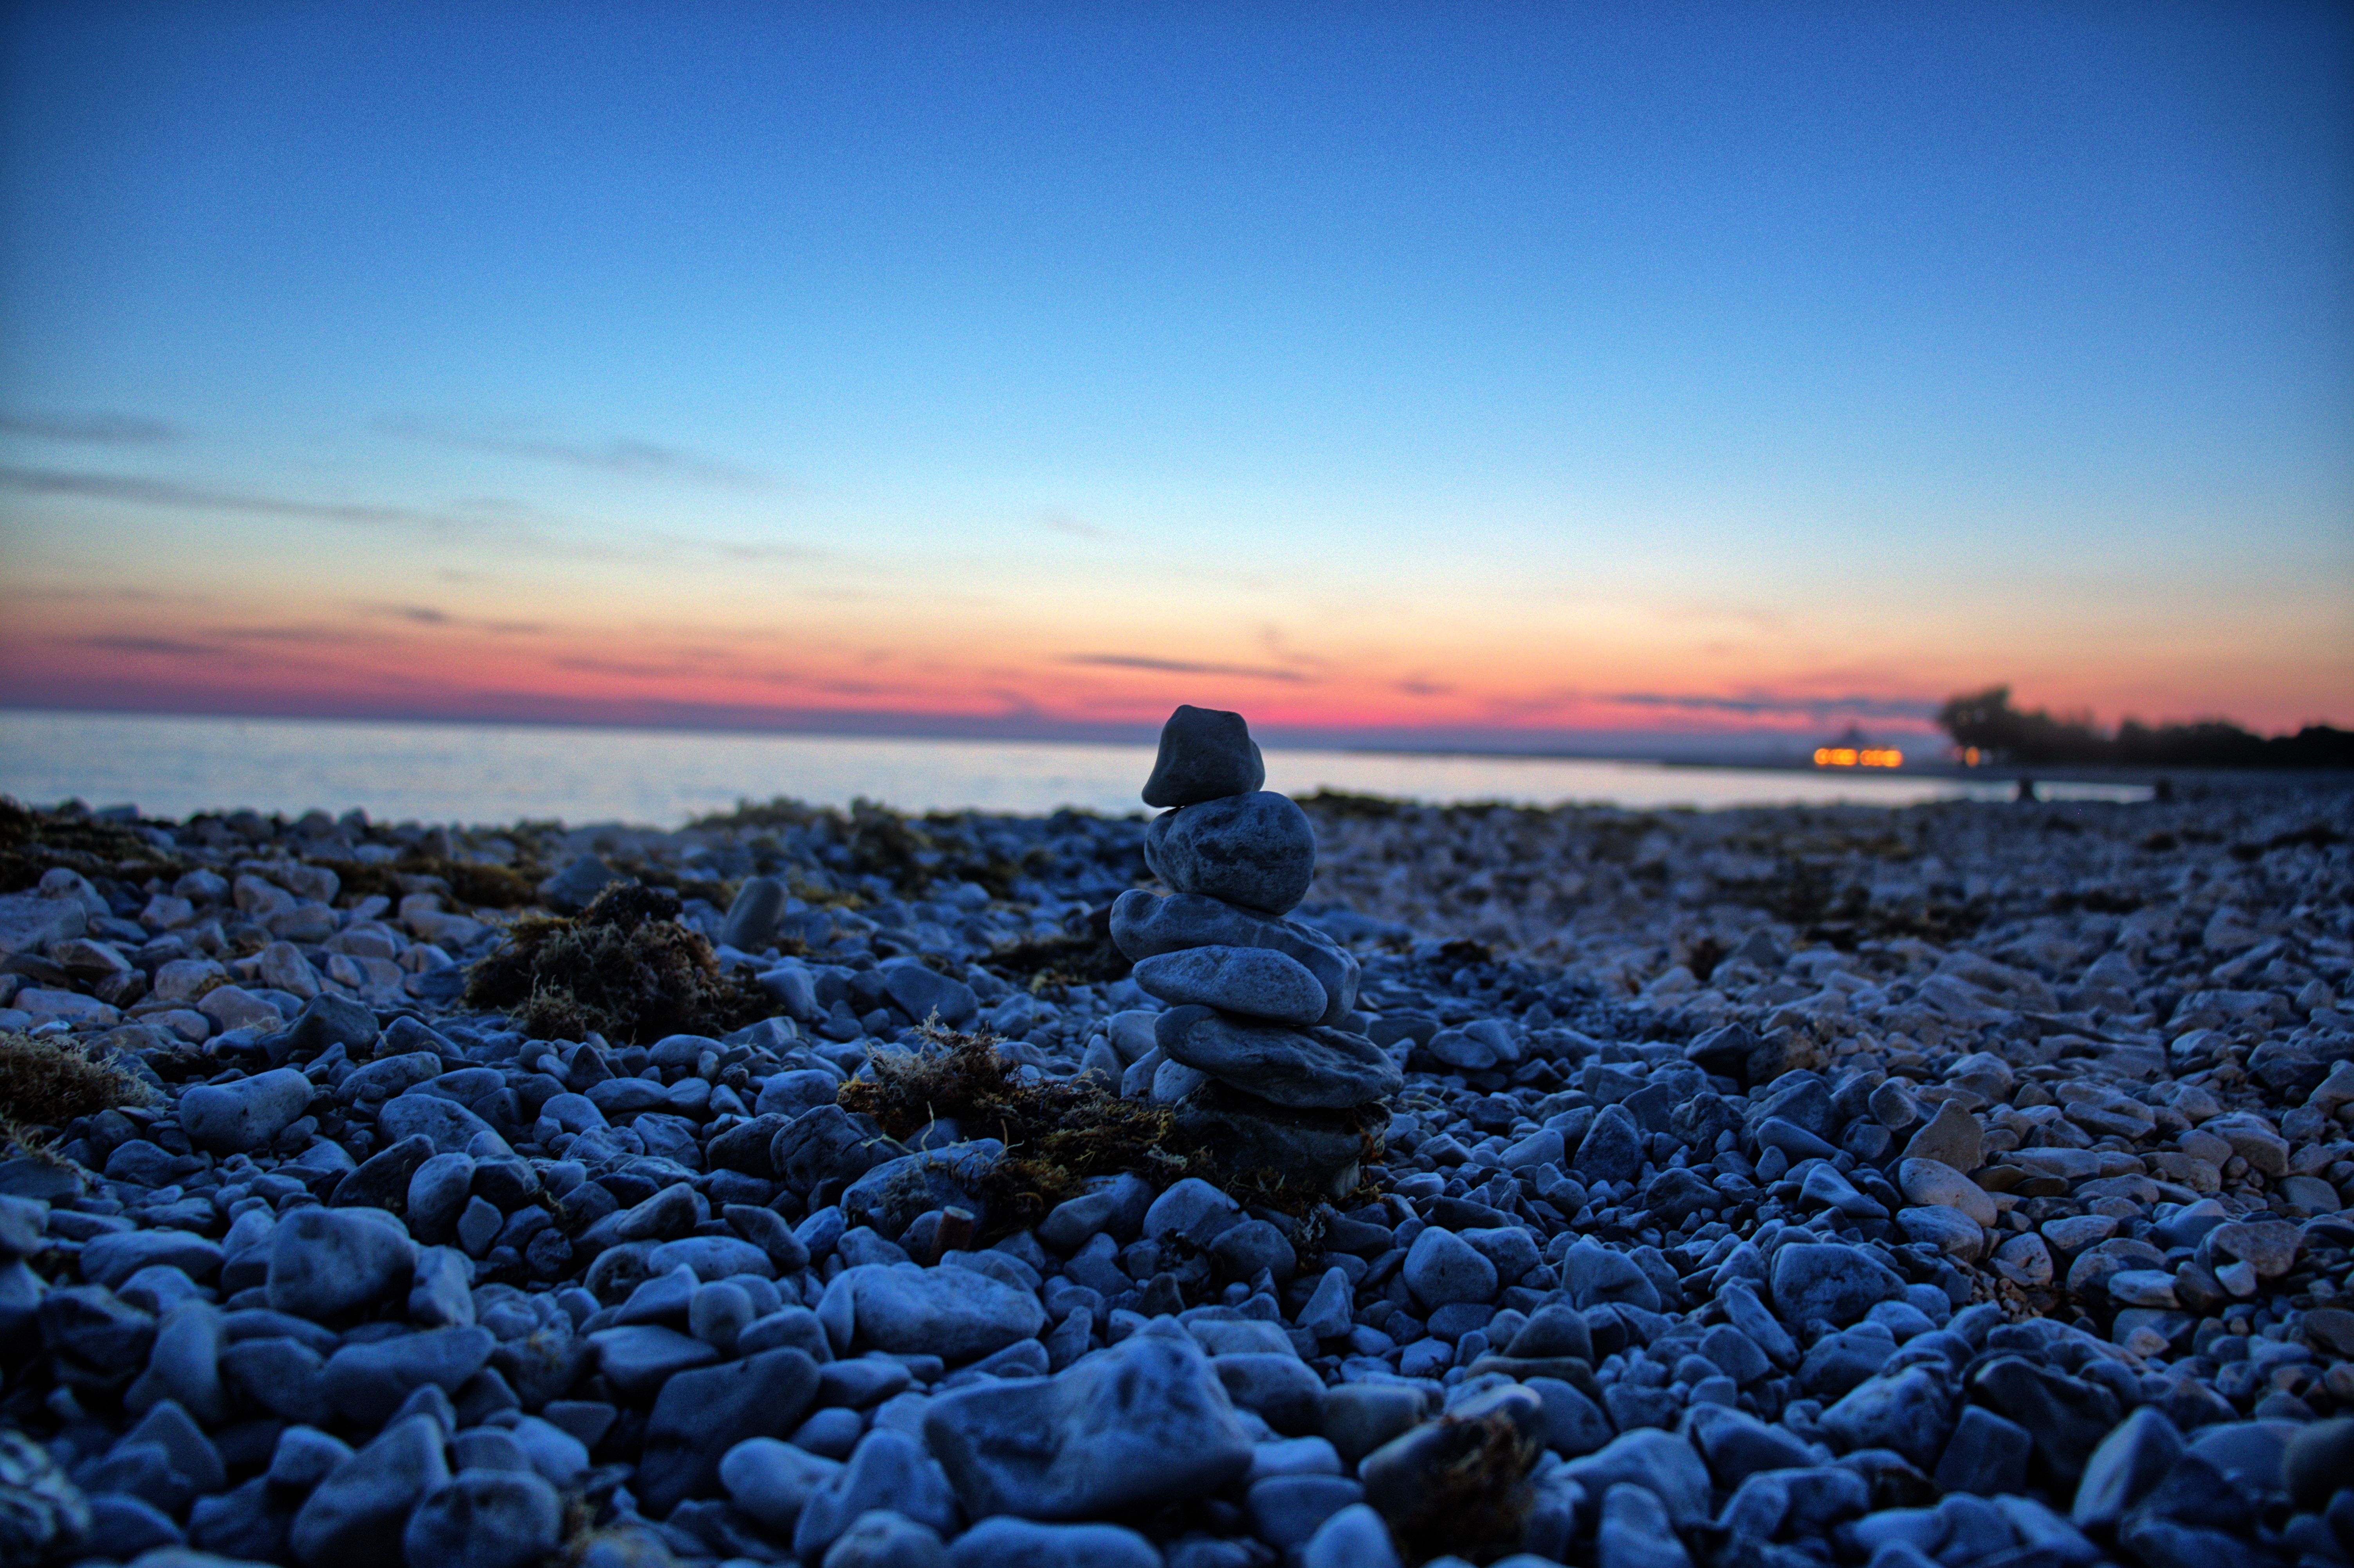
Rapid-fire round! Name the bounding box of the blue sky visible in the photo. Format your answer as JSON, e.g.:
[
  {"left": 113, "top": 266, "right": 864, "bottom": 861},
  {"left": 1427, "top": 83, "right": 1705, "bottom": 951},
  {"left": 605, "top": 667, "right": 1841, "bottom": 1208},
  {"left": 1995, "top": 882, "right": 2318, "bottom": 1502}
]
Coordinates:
[{"left": 1, "top": 1, "right": 2347, "bottom": 752}]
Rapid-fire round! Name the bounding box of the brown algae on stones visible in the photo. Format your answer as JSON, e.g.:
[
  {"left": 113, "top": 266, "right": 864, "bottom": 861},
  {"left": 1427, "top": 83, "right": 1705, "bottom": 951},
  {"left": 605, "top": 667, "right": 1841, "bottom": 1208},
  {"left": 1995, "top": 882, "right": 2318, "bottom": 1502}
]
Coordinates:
[
  {"left": 462, "top": 882, "right": 767, "bottom": 1044},
  {"left": 0, "top": 1029, "right": 155, "bottom": 1151},
  {"left": 839, "top": 1025, "right": 1369, "bottom": 1230}
]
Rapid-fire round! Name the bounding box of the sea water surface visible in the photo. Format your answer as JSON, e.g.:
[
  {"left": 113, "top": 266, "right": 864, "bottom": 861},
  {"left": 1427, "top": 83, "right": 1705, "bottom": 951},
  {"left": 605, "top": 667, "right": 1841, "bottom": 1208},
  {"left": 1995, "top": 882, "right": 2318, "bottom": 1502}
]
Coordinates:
[{"left": 0, "top": 710, "right": 2143, "bottom": 828}]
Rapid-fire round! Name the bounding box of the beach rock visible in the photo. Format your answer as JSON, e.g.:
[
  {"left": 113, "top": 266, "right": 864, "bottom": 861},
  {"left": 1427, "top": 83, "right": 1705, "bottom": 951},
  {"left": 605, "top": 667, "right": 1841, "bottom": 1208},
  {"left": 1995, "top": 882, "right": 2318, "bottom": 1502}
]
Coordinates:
[
  {"left": 401, "top": 1470, "right": 561, "bottom": 1568},
  {"left": 720, "top": 1437, "right": 842, "bottom": 1534},
  {"left": 949, "top": 1516, "right": 1163, "bottom": 1568},
  {"left": 635, "top": 1348, "right": 821, "bottom": 1516},
  {"left": 268, "top": 1209, "right": 414, "bottom": 1321},
  {"left": 1560, "top": 1428, "right": 1713, "bottom": 1527},
  {"left": 1143, "top": 704, "right": 1266, "bottom": 808},
  {"left": 1302, "top": 1503, "right": 1404, "bottom": 1568},
  {"left": 1968, "top": 1355, "right": 2121, "bottom": 1489},
  {"left": 80, "top": 1229, "right": 222, "bottom": 1290},
  {"left": 847, "top": 1262, "right": 1047, "bottom": 1363},
  {"left": 720, "top": 876, "right": 788, "bottom": 950},
  {"left": 1771, "top": 1243, "right": 1902, "bottom": 1328},
  {"left": 1037, "top": 1175, "right": 1154, "bottom": 1253},
  {"left": 289, "top": 1415, "right": 449, "bottom": 1568},
  {"left": 1154, "top": 1006, "right": 1399, "bottom": 1109},
  {"left": 2072, "top": 1406, "right": 2184, "bottom": 1529},
  {"left": 1903, "top": 1101, "right": 1983, "bottom": 1171},
  {"left": 792, "top": 1429, "right": 958, "bottom": 1561},
  {"left": 923, "top": 1329, "right": 1252, "bottom": 1519},
  {"left": 180, "top": 1068, "right": 315, "bottom": 1154},
  {"left": 1818, "top": 1367, "right": 1954, "bottom": 1471},
  {"left": 1110, "top": 890, "right": 1360, "bottom": 1026},
  {"left": 1145, "top": 792, "right": 1317, "bottom": 916},
  {"left": 1598, "top": 1480, "right": 1694, "bottom": 1568},
  {"left": 321, "top": 1326, "right": 495, "bottom": 1426},
  {"left": 1133, "top": 945, "right": 1328, "bottom": 1026},
  {"left": 1404, "top": 1227, "right": 1498, "bottom": 1310}
]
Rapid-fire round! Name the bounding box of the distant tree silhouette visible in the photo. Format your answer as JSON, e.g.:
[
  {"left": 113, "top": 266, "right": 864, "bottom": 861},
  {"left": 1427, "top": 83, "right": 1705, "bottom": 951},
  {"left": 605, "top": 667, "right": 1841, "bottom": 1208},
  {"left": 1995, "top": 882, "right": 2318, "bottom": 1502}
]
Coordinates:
[{"left": 1937, "top": 686, "right": 2353, "bottom": 769}]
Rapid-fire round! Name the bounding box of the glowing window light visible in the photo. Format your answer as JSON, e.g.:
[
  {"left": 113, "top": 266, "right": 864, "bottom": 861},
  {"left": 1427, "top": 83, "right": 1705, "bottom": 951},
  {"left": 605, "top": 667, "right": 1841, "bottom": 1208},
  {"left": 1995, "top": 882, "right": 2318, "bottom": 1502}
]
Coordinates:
[{"left": 1813, "top": 747, "right": 1904, "bottom": 769}]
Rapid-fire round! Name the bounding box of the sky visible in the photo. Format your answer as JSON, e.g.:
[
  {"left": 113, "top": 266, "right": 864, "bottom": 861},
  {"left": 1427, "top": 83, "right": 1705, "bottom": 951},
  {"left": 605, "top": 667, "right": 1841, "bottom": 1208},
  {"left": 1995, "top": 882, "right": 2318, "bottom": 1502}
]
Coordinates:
[{"left": 1, "top": 0, "right": 2348, "bottom": 760}]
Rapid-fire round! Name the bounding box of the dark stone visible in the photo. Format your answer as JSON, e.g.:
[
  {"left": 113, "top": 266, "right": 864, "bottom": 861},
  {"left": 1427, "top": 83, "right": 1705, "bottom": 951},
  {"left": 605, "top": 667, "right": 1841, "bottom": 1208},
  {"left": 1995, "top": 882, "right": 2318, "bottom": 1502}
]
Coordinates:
[
  {"left": 259, "top": 994, "right": 380, "bottom": 1067},
  {"left": 1142, "top": 705, "right": 1266, "bottom": 809},
  {"left": 1967, "top": 1354, "right": 2122, "bottom": 1490},
  {"left": 706, "top": 1115, "right": 788, "bottom": 1178},
  {"left": 768, "top": 1105, "right": 906, "bottom": 1194},
  {"left": 633, "top": 1348, "right": 822, "bottom": 1517},
  {"left": 330, "top": 1135, "right": 437, "bottom": 1210},
  {"left": 1573, "top": 1105, "right": 1644, "bottom": 1187}
]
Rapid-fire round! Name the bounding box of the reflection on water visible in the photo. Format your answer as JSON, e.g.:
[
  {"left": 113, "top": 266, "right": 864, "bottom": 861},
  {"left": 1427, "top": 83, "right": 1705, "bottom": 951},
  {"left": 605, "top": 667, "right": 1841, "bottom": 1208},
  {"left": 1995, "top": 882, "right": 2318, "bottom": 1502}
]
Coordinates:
[{"left": 0, "top": 709, "right": 2148, "bottom": 828}]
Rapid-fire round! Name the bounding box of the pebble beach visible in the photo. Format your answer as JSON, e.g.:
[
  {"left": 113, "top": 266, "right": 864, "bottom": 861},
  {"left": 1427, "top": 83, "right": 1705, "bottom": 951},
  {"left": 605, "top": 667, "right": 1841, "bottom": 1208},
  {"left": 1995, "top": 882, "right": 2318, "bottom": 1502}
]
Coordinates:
[{"left": 1, "top": 751, "right": 2349, "bottom": 1568}]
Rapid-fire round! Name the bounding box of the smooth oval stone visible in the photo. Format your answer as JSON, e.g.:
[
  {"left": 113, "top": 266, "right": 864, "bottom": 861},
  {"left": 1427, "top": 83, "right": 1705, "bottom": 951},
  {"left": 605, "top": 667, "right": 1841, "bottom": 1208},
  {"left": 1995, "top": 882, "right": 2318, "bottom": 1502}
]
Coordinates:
[
  {"left": 1144, "top": 793, "right": 1316, "bottom": 916},
  {"left": 1133, "top": 945, "right": 1327, "bottom": 1026},
  {"left": 848, "top": 1262, "right": 1046, "bottom": 1364},
  {"left": 1155, "top": 1007, "right": 1401, "bottom": 1110},
  {"left": 1897, "top": 1158, "right": 1997, "bottom": 1227},
  {"left": 1142, "top": 704, "right": 1266, "bottom": 808},
  {"left": 180, "top": 1068, "right": 314, "bottom": 1155},
  {"left": 266, "top": 1209, "right": 413, "bottom": 1322},
  {"left": 1109, "top": 890, "right": 1358, "bottom": 1025}
]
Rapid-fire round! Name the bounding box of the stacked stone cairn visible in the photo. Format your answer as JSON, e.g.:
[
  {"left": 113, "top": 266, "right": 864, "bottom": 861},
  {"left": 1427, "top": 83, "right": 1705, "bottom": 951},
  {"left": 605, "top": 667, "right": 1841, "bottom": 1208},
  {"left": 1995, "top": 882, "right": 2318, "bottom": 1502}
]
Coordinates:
[{"left": 1110, "top": 705, "right": 1402, "bottom": 1198}]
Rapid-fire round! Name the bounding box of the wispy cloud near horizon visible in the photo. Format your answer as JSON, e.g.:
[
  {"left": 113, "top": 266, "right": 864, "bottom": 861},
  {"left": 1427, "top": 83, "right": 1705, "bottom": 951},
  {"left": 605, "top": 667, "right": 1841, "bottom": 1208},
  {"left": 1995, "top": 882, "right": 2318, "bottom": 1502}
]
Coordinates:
[
  {"left": 0, "top": 464, "right": 496, "bottom": 536},
  {"left": 1063, "top": 654, "right": 1311, "bottom": 683},
  {"left": 0, "top": 412, "right": 181, "bottom": 445},
  {"left": 375, "top": 417, "right": 779, "bottom": 491},
  {"left": 1608, "top": 690, "right": 1938, "bottom": 721}
]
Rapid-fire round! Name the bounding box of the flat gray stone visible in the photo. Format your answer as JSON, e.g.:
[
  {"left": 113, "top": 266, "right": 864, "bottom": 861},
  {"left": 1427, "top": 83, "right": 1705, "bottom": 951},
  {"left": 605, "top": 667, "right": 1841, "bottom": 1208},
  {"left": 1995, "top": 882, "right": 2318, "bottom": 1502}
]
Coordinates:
[
  {"left": 376, "top": 1093, "right": 508, "bottom": 1157},
  {"left": 180, "top": 1068, "right": 314, "bottom": 1155},
  {"left": 321, "top": 1326, "right": 495, "bottom": 1426},
  {"left": 1109, "top": 890, "right": 1358, "bottom": 1026},
  {"left": 1903, "top": 1100, "right": 1983, "bottom": 1171},
  {"left": 1155, "top": 1006, "right": 1399, "bottom": 1110},
  {"left": 79, "top": 1229, "right": 222, "bottom": 1291},
  {"left": 949, "top": 1516, "right": 1163, "bottom": 1568},
  {"left": 847, "top": 1262, "right": 1047, "bottom": 1364},
  {"left": 1133, "top": 945, "right": 1328, "bottom": 1027},
  {"left": 1559, "top": 1428, "right": 1712, "bottom": 1527}
]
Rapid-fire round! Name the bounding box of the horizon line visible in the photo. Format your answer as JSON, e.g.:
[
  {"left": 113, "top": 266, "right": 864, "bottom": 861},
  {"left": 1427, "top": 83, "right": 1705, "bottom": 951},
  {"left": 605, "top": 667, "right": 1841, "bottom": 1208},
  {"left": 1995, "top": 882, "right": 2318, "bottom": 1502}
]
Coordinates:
[{"left": 0, "top": 695, "right": 1915, "bottom": 766}]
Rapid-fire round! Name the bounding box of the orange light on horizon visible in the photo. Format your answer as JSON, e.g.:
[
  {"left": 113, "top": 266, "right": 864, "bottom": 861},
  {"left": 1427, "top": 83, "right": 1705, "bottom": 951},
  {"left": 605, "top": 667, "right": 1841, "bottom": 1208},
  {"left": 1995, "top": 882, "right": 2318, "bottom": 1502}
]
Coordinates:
[{"left": 1813, "top": 747, "right": 1904, "bottom": 768}]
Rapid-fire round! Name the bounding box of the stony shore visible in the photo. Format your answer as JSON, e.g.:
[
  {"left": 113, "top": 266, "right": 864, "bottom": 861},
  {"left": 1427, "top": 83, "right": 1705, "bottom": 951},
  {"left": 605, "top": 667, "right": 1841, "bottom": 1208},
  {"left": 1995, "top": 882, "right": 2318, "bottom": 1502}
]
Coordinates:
[{"left": 0, "top": 776, "right": 2349, "bottom": 1568}]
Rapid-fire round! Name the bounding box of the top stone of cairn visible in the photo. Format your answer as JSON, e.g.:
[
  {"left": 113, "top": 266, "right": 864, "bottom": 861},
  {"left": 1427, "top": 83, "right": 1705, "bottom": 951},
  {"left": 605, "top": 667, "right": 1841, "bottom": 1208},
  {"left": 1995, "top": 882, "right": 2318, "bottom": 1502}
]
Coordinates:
[{"left": 1142, "top": 704, "right": 1266, "bottom": 808}]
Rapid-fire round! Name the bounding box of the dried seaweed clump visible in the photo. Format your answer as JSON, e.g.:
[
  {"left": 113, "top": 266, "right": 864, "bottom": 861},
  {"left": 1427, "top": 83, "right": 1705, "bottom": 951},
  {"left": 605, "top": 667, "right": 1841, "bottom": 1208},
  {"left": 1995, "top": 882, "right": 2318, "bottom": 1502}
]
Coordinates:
[
  {"left": 462, "top": 883, "right": 767, "bottom": 1045},
  {"left": 0, "top": 796, "right": 176, "bottom": 890},
  {"left": 1384, "top": 1406, "right": 1543, "bottom": 1566},
  {"left": 0, "top": 1030, "right": 155, "bottom": 1151},
  {"left": 841, "top": 1026, "right": 1216, "bottom": 1234},
  {"left": 319, "top": 856, "right": 546, "bottom": 910}
]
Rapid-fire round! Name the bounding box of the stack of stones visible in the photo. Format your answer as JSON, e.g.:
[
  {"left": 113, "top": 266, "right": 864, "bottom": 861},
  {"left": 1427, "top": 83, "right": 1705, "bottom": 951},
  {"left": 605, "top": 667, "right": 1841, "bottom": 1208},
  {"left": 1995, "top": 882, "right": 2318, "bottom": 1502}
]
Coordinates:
[{"left": 1110, "top": 705, "right": 1402, "bottom": 1199}]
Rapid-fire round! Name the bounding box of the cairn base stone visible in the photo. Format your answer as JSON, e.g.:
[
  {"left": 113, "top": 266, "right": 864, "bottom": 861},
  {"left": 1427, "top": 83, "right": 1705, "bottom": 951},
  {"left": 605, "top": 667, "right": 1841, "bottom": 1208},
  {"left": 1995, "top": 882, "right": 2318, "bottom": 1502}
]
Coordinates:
[{"left": 1172, "top": 1083, "right": 1370, "bottom": 1201}]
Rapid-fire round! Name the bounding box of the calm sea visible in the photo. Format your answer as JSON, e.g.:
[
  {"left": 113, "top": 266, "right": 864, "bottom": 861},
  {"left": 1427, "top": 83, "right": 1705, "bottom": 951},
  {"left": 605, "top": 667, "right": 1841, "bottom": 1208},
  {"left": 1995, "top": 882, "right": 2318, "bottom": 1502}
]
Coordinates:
[{"left": 0, "top": 709, "right": 2143, "bottom": 828}]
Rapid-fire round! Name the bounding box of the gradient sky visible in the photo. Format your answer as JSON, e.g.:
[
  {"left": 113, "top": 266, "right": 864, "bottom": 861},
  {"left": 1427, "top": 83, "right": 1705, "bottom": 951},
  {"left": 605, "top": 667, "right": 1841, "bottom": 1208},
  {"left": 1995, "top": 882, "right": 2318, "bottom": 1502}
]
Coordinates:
[{"left": 2, "top": 1, "right": 2348, "bottom": 756}]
